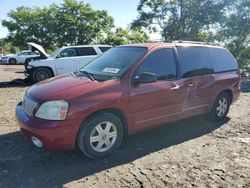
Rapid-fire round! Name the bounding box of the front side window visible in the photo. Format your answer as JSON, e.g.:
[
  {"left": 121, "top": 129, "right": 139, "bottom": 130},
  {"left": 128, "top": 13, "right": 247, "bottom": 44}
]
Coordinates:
[
  {"left": 60, "top": 48, "right": 77, "bottom": 57},
  {"left": 78, "top": 47, "right": 97, "bottom": 56},
  {"left": 136, "top": 48, "right": 177, "bottom": 81},
  {"left": 177, "top": 47, "right": 214, "bottom": 78}
]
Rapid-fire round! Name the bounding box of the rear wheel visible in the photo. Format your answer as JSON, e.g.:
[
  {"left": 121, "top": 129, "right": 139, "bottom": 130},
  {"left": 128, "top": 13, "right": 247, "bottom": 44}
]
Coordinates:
[
  {"left": 77, "top": 112, "right": 124, "bottom": 159},
  {"left": 9, "top": 58, "right": 17, "bottom": 64},
  {"left": 32, "top": 68, "right": 53, "bottom": 83},
  {"left": 210, "top": 92, "right": 231, "bottom": 121}
]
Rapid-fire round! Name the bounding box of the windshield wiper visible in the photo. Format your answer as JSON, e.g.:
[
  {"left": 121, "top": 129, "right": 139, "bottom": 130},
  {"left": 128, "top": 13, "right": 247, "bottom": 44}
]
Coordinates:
[{"left": 79, "top": 70, "right": 95, "bottom": 81}]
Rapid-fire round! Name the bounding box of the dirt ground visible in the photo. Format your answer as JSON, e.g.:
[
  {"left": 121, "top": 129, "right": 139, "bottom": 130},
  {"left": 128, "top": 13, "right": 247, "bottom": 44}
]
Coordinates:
[{"left": 0, "top": 64, "right": 249, "bottom": 188}]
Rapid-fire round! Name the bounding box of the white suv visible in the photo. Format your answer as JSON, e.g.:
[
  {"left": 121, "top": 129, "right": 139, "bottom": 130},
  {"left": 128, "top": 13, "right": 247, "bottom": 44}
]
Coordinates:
[
  {"left": 3, "top": 50, "right": 39, "bottom": 64},
  {"left": 25, "top": 43, "right": 112, "bottom": 83}
]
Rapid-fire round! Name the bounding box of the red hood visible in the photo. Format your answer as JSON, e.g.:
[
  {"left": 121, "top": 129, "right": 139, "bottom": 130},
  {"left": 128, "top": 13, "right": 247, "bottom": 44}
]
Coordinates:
[{"left": 27, "top": 74, "right": 106, "bottom": 101}]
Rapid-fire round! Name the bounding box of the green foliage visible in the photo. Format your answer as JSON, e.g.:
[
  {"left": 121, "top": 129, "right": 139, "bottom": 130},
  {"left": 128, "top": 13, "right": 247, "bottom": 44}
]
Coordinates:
[
  {"left": 132, "top": 0, "right": 232, "bottom": 42},
  {"left": 2, "top": 0, "right": 149, "bottom": 51},
  {"left": 2, "top": 0, "right": 114, "bottom": 50},
  {"left": 220, "top": 0, "right": 250, "bottom": 55},
  {"left": 237, "top": 47, "right": 250, "bottom": 77},
  {"left": 0, "top": 38, "right": 18, "bottom": 54},
  {"left": 102, "top": 28, "right": 149, "bottom": 46}
]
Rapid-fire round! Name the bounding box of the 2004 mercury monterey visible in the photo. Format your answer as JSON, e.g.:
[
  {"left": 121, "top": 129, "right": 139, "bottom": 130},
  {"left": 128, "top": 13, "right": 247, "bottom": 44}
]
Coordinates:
[{"left": 16, "top": 41, "right": 241, "bottom": 159}]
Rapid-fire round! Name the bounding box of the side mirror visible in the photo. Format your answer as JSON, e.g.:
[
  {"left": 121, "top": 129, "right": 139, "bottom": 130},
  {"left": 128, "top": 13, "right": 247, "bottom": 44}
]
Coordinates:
[{"left": 134, "top": 72, "right": 157, "bottom": 84}]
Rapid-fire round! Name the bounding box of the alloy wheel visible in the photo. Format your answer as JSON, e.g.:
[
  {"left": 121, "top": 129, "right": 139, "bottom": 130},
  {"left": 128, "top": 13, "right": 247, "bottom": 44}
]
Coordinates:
[
  {"left": 90, "top": 121, "right": 117, "bottom": 153},
  {"left": 216, "top": 97, "right": 228, "bottom": 117}
]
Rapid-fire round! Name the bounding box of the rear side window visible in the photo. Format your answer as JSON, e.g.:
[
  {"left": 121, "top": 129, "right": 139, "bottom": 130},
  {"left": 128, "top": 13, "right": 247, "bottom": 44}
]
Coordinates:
[
  {"left": 210, "top": 48, "right": 238, "bottom": 73},
  {"left": 99, "top": 46, "right": 112, "bottom": 53},
  {"left": 78, "top": 47, "right": 97, "bottom": 56},
  {"left": 138, "top": 48, "right": 176, "bottom": 80},
  {"left": 177, "top": 47, "right": 214, "bottom": 78}
]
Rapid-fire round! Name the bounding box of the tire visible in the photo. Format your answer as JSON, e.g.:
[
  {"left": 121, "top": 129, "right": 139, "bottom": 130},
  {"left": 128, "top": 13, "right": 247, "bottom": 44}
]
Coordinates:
[
  {"left": 9, "top": 58, "right": 17, "bottom": 64},
  {"left": 32, "top": 68, "right": 53, "bottom": 83},
  {"left": 77, "top": 112, "right": 124, "bottom": 159},
  {"left": 209, "top": 92, "right": 231, "bottom": 122}
]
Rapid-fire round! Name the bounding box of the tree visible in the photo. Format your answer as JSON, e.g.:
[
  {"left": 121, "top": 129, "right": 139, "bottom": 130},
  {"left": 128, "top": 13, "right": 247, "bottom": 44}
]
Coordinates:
[
  {"left": 0, "top": 38, "right": 18, "bottom": 54},
  {"left": 53, "top": 0, "right": 114, "bottom": 47},
  {"left": 102, "top": 28, "right": 149, "bottom": 46},
  {"left": 2, "top": 0, "right": 114, "bottom": 51},
  {"left": 132, "top": 0, "right": 232, "bottom": 41},
  {"left": 218, "top": 0, "right": 250, "bottom": 56}
]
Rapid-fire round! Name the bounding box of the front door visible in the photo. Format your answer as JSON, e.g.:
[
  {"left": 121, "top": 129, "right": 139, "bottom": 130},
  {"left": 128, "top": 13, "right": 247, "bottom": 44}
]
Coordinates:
[
  {"left": 55, "top": 48, "right": 80, "bottom": 75},
  {"left": 129, "top": 48, "right": 186, "bottom": 130}
]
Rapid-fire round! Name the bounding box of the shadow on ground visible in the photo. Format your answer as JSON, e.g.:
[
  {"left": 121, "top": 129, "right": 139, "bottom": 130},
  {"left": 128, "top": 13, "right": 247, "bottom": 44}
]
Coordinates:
[
  {"left": 0, "top": 116, "right": 229, "bottom": 188},
  {"left": 0, "top": 79, "right": 31, "bottom": 88}
]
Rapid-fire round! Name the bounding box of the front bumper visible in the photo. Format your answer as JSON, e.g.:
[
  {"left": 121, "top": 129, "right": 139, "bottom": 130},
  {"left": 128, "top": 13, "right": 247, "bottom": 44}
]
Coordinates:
[{"left": 16, "top": 102, "right": 80, "bottom": 150}]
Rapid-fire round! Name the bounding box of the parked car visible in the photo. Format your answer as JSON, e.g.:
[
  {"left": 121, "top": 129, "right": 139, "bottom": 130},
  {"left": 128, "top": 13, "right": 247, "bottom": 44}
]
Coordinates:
[
  {"left": 25, "top": 43, "right": 112, "bottom": 83},
  {"left": 2, "top": 50, "right": 39, "bottom": 64},
  {"left": 16, "top": 41, "right": 241, "bottom": 159}
]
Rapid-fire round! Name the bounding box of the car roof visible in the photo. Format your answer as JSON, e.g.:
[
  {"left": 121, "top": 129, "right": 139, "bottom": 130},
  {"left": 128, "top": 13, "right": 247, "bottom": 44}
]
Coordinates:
[
  {"left": 20, "top": 50, "right": 31, "bottom": 52},
  {"left": 62, "top": 45, "right": 112, "bottom": 48},
  {"left": 121, "top": 41, "right": 224, "bottom": 50}
]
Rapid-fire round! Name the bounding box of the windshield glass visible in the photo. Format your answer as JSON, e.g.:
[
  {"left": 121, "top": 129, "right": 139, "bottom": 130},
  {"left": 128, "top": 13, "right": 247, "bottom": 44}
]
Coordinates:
[
  {"left": 79, "top": 47, "right": 147, "bottom": 79},
  {"left": 50, "top": 48, "right": 63, "bottom": 57}
]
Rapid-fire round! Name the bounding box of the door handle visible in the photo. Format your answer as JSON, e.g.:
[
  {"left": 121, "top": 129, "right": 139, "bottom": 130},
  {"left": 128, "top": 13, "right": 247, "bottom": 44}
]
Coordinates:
[
  {"left": 188, "top": 82, "right": 194, "bottom": 87},
  {"left": 171, "top": 83, "right": 180, "bottom": 90}
]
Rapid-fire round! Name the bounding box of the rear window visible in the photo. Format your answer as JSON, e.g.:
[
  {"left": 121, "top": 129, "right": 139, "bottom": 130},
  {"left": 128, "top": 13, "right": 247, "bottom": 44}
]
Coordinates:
[
  {"left": 210, "top": 48, "right": 238, "bottom": 73},
  {"left": 78, "top": 47, "right": 97, "bottom": 56},
  {"left": 99, "top": 46, "right": 112, "bottom": 53},
  {"left": 177, "top": 47, "right": 214, "bottom": 78}
]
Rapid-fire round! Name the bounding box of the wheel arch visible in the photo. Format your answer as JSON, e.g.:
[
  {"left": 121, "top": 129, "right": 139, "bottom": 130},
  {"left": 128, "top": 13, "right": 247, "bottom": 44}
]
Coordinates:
[
  {"left": 218, "top": 89, "right": 233, "bottom": 104},
  {"left": 80, "top": 108, "right": 128, "bottom": 136},
  {"left": 8, "top": 57, "right": 17, "bottom": 63},
  {"left": 33, "top": 66, "right": 55, "bottom": 77}
]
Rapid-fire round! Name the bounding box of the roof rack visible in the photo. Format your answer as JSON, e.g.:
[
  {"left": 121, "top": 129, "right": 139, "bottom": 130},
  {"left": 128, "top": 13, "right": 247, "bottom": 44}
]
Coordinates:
[
  {"left": 171, "top": 40, "right": 209, "bottom": 44},
  {"left": 172, "top": 40, "right": 222, "bottom": 46},
  {"left": 148, "top": 40, "right": 220, "bottom": 46}
]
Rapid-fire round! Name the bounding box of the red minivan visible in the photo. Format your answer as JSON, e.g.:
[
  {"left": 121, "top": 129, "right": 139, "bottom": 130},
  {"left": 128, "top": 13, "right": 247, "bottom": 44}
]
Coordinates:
[{"left": 16, "top": 42, "right": 241, "bottom": 158}]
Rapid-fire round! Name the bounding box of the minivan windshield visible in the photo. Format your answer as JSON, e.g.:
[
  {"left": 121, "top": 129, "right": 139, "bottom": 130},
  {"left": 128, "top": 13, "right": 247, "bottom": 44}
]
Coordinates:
[{"left": 78, "top": 47, "right": 147, "bottom": 80}]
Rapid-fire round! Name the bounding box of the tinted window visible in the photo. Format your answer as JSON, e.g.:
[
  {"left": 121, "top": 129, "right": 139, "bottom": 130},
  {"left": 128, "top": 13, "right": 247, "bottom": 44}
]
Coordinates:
[
  {"left": 177, "top": 47, "right": 214, "bottom": 78},
  {"left": 99, "top": 46, "right": 112, "bottom": 53},
  {"left": 78, "top": 47, "right": 97, "bottom": 56},
  {"left": 60, "top": 48, "right": 77, "bottom": 57},
  {"left": 137, "top": 48, "right": 176, "bottom": 80},
  {"left": 210, "top": 48, "right": 238, "bottom": 73}
]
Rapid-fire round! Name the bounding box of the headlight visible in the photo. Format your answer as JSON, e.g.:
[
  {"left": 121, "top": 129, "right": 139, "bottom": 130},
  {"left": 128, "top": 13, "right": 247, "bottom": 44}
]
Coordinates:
[{"left": 35, "top": 100, "right": 68, "bottom": 120}]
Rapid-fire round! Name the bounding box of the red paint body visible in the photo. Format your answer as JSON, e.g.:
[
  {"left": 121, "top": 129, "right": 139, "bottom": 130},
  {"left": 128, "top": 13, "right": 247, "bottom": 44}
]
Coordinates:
[{"left": 16, "top": 43, "right": 241, "bottom": 150}]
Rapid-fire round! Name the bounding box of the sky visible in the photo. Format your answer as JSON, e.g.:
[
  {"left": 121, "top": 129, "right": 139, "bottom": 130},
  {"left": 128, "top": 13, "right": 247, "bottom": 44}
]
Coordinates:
[{"left": 0, "top": 0, "right": 161, "bottom": 40}]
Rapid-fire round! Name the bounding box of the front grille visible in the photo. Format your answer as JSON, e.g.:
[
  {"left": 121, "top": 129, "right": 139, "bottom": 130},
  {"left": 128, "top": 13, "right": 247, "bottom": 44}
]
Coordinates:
[{"left": 22, "top": 95, "right": 38, "bottom": 116}]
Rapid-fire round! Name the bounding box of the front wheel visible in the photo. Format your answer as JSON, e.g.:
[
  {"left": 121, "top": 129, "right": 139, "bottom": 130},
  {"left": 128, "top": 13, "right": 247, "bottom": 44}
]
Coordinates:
[
  {"left": 31, "top": 68, "right": 53, "bottom": 83},
  {"left": 210, "top": 92, "right": 231, "bottom": 121},
  {"left": 77, "top": 112, "right": 124, "bottom": 159}
]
